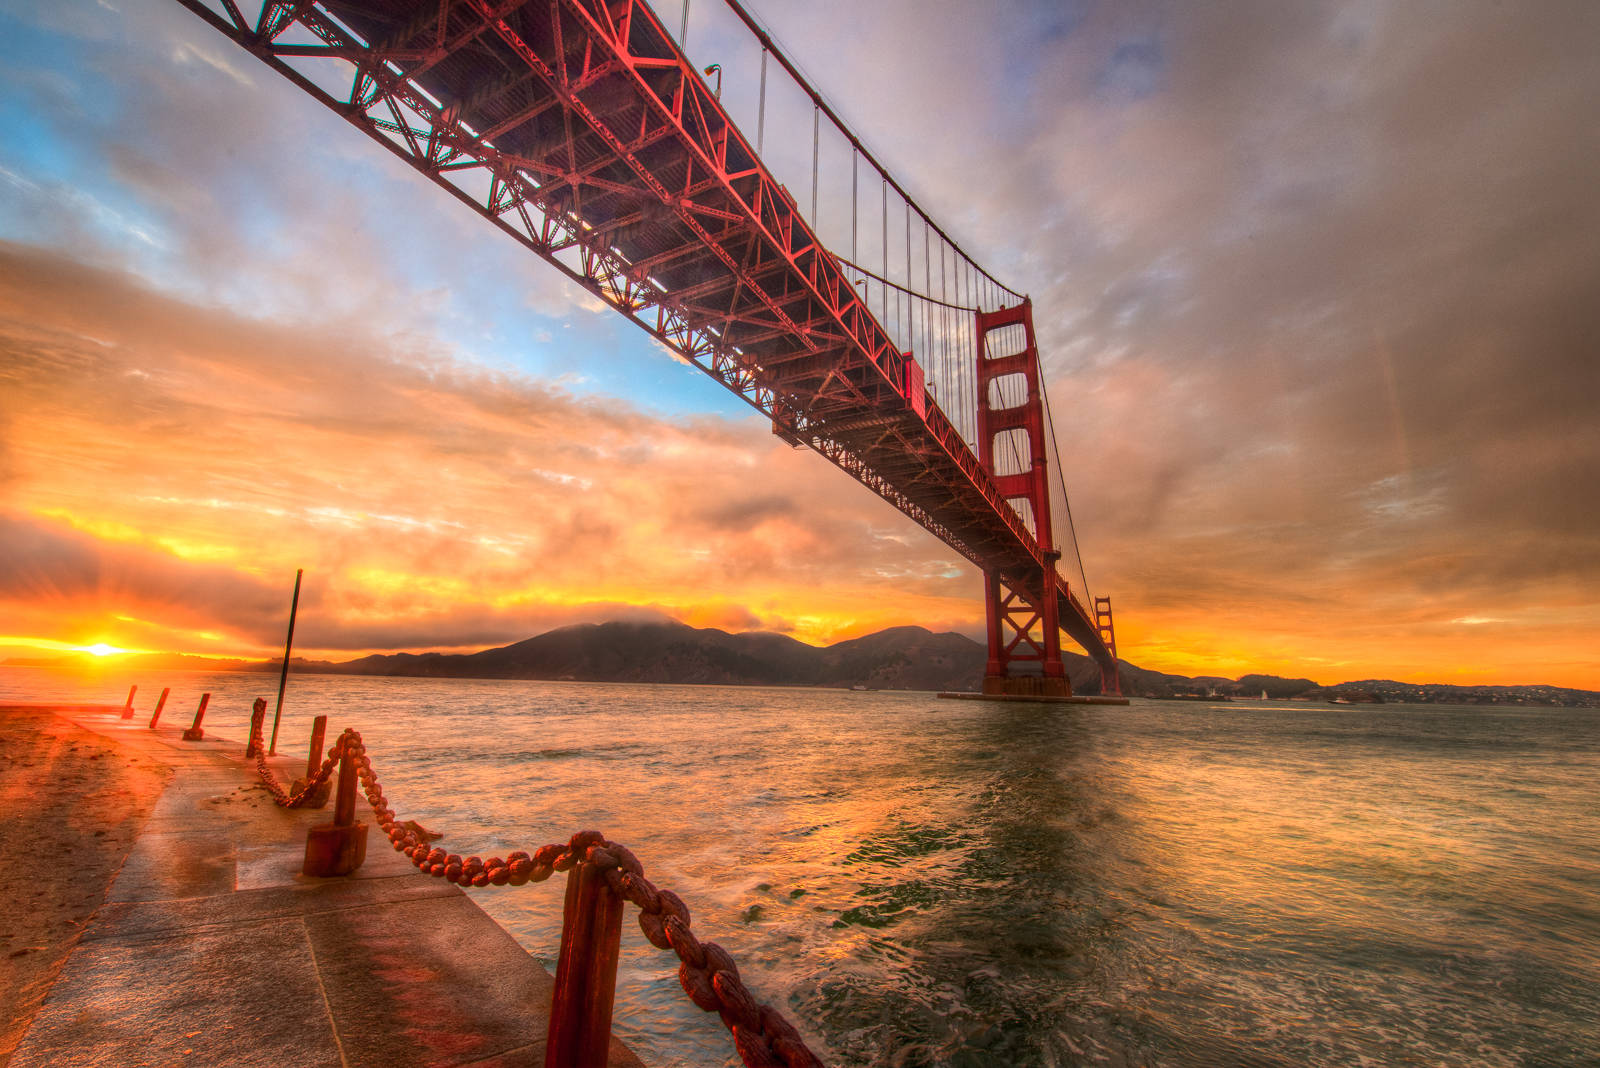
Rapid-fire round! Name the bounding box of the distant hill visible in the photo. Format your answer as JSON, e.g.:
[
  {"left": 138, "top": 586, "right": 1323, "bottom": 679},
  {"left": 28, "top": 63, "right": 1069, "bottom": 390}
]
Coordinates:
[
  {"left": 10, "top": 622, "right": 1595, "bottom": 705},
  {"left": 326, "top": 620, "right": 991, "bottom": 692},
  {"left": 314, "top": 625, "right": 1600, "bottom": 705},
  {"left": 1113, "top": 668, "right": 1599, "bottom": 707}
]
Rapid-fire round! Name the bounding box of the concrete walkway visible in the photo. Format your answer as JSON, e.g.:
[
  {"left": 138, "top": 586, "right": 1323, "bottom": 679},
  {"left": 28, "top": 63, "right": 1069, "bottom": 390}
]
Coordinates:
[{"left": 10, "top": 710, "right": 645, "bottom": 1068}]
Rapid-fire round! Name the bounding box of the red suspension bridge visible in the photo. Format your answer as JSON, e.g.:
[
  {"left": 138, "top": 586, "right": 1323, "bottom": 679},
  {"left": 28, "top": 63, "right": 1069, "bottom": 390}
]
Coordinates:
[{"left": 174, "top": 0, "right": 1123, "bottom": 696}]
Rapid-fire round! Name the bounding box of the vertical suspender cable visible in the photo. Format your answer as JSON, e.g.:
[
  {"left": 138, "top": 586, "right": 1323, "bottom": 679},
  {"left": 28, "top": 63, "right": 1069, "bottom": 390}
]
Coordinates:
[
  {"left": 904, "top": 201, "right": 913, "bottom": 354},
  {"left": 960, "top": 263, "right": 972, "bottom": 438},
  {"left": 811, "top": 105, "right": 819, "bottom": 227},
  {"left": 956, "top": 264, "right": 964, "bottom": 431},
  {"left": 935, "top": 243, "right": 943, "bottom": 403},
  {"left": 756, "top": 48, "right": 767, "bottom": 153},
  {"left": 940, "top": 243, "right": 949, "bottom": 422},
  {"left": 921, "top": 284, "right": 929, "bottom": 394},
  {"left": 940, "top": 302, "right": 953, "bottom": 422},
  {"left": 1043, "top": 384, "right": 1092, "bottom": 601},
  {"left": 923, "top": 220, "right": 932, "bottom": 393},
  {"left": 960, "top": 261, "right": 970, "bottom": 439},
  {"left": 850, "top": 150, "right": 857, "bottom": 263},
  {"left": 680, "top": 0, "right": 689, "bottom": 47},
  {"left": 923, "top": 223, "right": 932, "bottom": 298},
  {"left": 938, "top": 252, "right": 947, "bottom": 408},
  {"left": 881, "top": 179, "right": 888, "bottom": 328},
  {"left": 717, "top": 0, "right": 1025, "bottom": 310}
]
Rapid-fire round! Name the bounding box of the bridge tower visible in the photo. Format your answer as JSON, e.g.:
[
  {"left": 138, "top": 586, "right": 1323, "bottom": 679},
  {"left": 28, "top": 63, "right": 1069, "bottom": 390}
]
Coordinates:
[
  {"left": 1094, "top": 596, "right": 1122, "bottom": 696},
  {"left": 975, "top": 298, "right": 1070, "bottom": 697}
]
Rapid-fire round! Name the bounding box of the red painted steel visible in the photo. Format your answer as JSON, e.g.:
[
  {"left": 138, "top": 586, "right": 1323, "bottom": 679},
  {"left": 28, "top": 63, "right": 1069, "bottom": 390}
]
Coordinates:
[
  {"left": 975, "top": 299, "right": 1068, "bottom": 694},
  {"left": 169, "top": 0, "right": 1121, "bottom": 685},
  {"left": 1094, "top": 596, "right": 1122, "bottom": 695}
]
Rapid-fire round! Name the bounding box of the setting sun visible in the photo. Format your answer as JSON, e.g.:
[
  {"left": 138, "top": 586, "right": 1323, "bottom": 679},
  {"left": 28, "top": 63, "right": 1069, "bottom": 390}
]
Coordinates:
[{"left": 79, "top": 643, "right": 126, "bottom": 658}]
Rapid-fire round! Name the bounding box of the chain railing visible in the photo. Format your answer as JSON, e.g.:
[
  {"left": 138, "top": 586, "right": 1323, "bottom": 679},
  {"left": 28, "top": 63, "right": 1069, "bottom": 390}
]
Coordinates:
[{"left": 243, "top": 705, "right": 825, "bottom": 1068}]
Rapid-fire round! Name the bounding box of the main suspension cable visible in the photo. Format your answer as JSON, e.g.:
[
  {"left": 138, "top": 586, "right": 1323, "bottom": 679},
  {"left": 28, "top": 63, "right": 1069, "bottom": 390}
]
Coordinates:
[
  {"left": 1041, "top": 377, "right": 1092, "bottom": 602},
  {"left": 837, "top": 256, "right": 977, "bottom": 313},
  {"left": 716, "top": 0, "right": 1022, "bottom": 305}
]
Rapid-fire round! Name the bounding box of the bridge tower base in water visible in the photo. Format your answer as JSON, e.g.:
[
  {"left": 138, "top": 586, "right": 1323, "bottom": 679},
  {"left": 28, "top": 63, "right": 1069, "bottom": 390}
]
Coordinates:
[
  {"left": 975, "top": 298, "right": 1070, "bottom": 698},
  {"left": 1094, "top": 596, "right": 1122, "bottom": 696}
]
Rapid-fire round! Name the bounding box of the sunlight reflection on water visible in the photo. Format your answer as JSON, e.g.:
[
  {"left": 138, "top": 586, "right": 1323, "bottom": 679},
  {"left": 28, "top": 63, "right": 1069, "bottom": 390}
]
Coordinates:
[{"left": 8, "top": 668, "right": 1598, "bottom": 1067}]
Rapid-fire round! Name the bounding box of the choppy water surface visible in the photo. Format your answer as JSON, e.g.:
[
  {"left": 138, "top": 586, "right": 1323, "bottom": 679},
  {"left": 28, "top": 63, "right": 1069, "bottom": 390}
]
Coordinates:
[{"left": 7, "top": 667, "right": 1598, "bottom": 1066}]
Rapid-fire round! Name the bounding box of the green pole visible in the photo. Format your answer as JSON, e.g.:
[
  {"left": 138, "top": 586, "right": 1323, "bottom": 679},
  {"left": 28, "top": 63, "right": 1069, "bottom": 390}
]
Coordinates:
[{"left": 269, "top": 568, "right": 302, "bottom": 756}]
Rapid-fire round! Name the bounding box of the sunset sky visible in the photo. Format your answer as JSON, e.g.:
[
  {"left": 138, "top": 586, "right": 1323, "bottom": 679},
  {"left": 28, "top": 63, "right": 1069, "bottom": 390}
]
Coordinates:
[{"left": 2, "top": 0, "right": 1597, "bottom": 688}]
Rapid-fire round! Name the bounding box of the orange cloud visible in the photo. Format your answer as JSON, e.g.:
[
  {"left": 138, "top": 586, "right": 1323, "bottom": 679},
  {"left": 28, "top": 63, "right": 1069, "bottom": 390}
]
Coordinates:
[
  {"left": 2, "top": 233, "right": 1597, "bottom": 689},
  {"left": 0, "top": 244, "right": 982, "bottom": 661}
]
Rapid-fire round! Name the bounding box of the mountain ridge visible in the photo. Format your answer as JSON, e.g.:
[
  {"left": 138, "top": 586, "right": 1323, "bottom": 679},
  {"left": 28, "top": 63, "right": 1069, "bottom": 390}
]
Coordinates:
[{"left": 11, "top": 621, "right": 1595, "bottom": 705}]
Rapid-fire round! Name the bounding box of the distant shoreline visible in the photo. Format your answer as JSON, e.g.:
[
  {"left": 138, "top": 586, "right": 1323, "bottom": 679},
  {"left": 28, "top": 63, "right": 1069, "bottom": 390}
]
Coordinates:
[
  {"left": 7, "top": 619, "right": 1597, "bottom": 707},
  {"left": 5, "top": 660, "right": 1596, "bottom": 710}
]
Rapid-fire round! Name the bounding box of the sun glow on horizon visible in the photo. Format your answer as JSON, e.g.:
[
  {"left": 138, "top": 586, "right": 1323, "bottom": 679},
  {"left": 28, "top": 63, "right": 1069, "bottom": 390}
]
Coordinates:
[{"left": 0, "top": 635, "right": 148, "bottom": 662}]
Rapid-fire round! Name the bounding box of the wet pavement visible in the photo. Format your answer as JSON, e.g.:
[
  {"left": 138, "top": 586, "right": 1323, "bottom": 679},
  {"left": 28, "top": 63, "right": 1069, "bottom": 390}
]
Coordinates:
[{"left": 8, "top": 710, "right": 645, "bottom": 1068}]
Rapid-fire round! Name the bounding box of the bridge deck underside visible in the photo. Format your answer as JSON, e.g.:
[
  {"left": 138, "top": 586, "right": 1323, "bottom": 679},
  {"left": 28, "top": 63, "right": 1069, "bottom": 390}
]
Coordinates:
[{"left": 228, "top": 0, "right": 1112, "bottom": 672}]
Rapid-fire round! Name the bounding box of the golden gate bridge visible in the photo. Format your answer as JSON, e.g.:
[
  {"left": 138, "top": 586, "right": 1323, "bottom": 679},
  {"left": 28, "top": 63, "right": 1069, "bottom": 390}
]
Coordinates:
[{"left": 174, "top": 0, "right": 1123, "bottom": 696}]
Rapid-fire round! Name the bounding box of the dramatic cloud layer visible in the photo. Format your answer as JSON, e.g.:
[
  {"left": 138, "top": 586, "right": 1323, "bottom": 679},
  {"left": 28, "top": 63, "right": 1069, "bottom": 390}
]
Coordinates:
[
  {"left": 1, "top": 0, "right": 1596, "bottom": 686},
  {"left": 0, "top": 245, "right": 976, "bottom": 657}
]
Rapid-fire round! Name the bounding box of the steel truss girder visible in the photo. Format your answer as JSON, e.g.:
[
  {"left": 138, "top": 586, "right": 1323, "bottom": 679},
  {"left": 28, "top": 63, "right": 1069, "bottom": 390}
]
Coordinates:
[{"left": 172, "top": 0, "right": 1118, "bottom": 679}]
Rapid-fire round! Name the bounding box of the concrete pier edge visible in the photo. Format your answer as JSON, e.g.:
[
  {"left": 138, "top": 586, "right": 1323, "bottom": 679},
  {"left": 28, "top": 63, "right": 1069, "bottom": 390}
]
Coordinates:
[{"left": 6, "top": 704, "right": 645, "bottom": 1068}]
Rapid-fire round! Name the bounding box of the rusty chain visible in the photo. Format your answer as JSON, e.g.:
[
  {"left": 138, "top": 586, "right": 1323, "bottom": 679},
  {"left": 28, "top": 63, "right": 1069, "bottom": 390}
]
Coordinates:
[
  {"left": 249, "top": 724, "right": 824, "bottom": 1068},
  {"left": 248, "top": 713, "right": 340, "bottom": 808}
]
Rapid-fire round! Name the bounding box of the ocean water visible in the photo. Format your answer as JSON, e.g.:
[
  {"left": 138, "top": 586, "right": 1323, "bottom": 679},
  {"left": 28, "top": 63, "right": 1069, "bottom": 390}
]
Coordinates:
[{"left": 6, "top": 666, "right": 1598, "bottom": 1067}]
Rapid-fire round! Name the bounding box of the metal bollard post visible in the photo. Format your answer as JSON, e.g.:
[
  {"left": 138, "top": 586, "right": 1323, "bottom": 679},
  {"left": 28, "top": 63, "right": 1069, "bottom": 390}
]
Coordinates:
[
  {"left": 245, "top": 698, "right": 267, "bottom": 757},
  {"left": 289, "top": 715, "right": 331, "bottom": 807},
  {"left": 120, "top": 684, "right": 137, "bottom": 720},
  {"left": 545, "top": 856, "right": 625, "bottom": 1068},
  {"left": 302, "top": 737, "right": 368, "bottom": 877},
  {"left": 182, "top": 694, "right": 210, "bottom": 740},
  {"left": 148, "top": 687, "right": 171, "bottom": 729}
]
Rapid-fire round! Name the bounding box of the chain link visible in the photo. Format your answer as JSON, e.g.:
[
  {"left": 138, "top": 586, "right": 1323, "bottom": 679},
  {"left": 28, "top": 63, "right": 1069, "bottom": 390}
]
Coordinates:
[
  {"left": 248, "top": 714, "right": 340, "bottom": 807},
  {"left": 249, "top": 725, "right": 824, "bottom": 1067}
]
